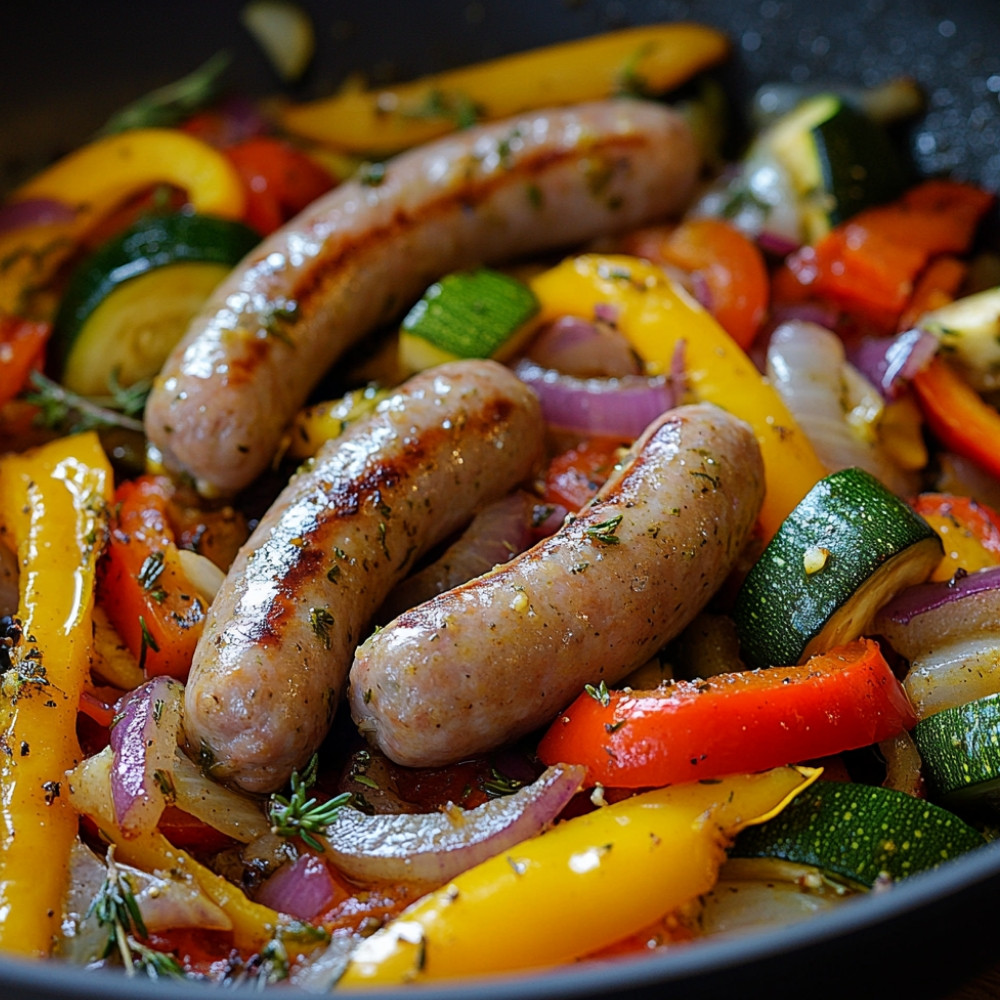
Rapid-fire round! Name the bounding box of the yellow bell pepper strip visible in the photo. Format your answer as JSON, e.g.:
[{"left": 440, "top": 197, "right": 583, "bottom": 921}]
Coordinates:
[
  {"left": 0, "top": 432, "right": 112, "bottom": 958},
  {"left": 280, "top": 23, "right": 729, "bottom": 154},
  {"left": 12, "top": 127, "right": 246, "bottom": 224},
  {"left": 529, "top": 254, "right": 828, "bottom": 539},
  {"left": 67, "top": 747, "right": 282, "bottom": 954},
  {"left": 339, "top": 765, "right": 820, "bottom": 985}
]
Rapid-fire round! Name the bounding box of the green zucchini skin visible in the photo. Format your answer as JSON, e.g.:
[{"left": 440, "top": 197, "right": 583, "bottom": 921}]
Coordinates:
[
  {"left": 913, "top": 693, "right": 1000, "bottom": 810},
  {"left": 733, "top": 467, "right": 942, "bottom": 670},
  {"left": 53, "top": 212, "right": 259, "bottom": 374},
  {"left": 732, "top": 780, "right": 985, "bottom": 886},
  {"left": 811, "top": 100, "right": 909, "bottom": 226}
]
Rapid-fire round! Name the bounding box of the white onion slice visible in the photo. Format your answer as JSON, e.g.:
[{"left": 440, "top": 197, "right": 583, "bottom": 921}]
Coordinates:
[
  {"left": 874, "top": 567, "right": 1000, "bottom": 718},
  {"left": 319, "top": 763, "right": 584, "bottom": 885},
  {"left": 766, "top": 320, "right": 918, "bottom": 496}
]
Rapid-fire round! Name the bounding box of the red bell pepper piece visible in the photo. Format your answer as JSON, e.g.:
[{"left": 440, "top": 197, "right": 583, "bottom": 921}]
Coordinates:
[
  {"left": 0, "top": 316, "right": 50, "bottom": 408},
  {"left": 98, "top": 475, "right": 206, "bottom": 681},
  {"left": 537, "top": 638, "right": 915, "bottom": 788},
  {"left": 620, "top": 218, "right": 769, "bottom": 350},
  {"left": 781, "top": 179, "right": 994, "bottom": 332},
  {"left": 224, "top": 136, "right": 335, "bottom": 235},
  {"left": 541, "top": 436, "right": 628, "bottom": 512},
  {"left": 911, "top": 355, "right": 1000, "bottom": 482}
]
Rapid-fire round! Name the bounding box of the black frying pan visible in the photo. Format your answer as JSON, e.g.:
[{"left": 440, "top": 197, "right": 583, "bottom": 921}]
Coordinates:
[{"left": 2, "top": 2, "right": 1000, "bottom": 998}]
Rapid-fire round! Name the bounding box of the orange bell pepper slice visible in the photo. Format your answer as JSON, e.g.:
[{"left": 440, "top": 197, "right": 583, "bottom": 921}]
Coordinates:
[{"left": 98, "top": 475, "right": 206, "bottom": 681}]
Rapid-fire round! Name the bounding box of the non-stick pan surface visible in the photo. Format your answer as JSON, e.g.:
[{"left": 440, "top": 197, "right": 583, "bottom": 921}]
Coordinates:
[{"left": 2, "top": 2, "right": 1000, "bottom": 998}]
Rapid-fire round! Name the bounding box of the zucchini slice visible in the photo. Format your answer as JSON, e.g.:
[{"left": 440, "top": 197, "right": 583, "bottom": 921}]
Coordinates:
[
  {"left": 731, "top": 780, "right": 985, "bottom": 886},
  {"left": 912, "top": 693, "right": 1000, "bottom": 811},
  {"left": 398, "top": 268, "right": 539, "bottom": 374},
  {"left": 733, "top": 467, "right": 942, "bottom": 670},
  {"left": 764, "top": 93, "right": 908, "bottom": 240},
  {"left": 53, "top": 212, "right": 259, "bottom": 395},
  {"left": 917, "top": 286, "right": 1000, "bottom": 393}
]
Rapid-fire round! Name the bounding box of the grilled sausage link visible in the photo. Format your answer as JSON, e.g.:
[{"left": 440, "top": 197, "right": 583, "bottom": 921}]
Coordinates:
[
  {"left": 183, "top": 360, "right": 543, "bottom": 792},
  {"left": 349, "top": 403, "right": 765, "bottom": 767},
  {"left": 145, "top": 100, "right": 699, "bottom": 495}
]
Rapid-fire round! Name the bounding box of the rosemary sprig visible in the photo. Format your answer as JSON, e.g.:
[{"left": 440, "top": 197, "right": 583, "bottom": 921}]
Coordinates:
[
  {"left": 584, "top": 514, "right": 624, "bottom": 545},
  {"left": 268, "top": 754, "right": 352, "bottom": 851},
  {"left": 98, "top": 50, "right": 231, "bottom": 135},
  {"left": 24, "top": 371, "right": 148, "bottom": 434}
]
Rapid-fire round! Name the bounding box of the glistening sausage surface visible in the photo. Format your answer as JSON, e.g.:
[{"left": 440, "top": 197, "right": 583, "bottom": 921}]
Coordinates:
[
  {"left": 145, "top": 100, "right": 699, "bottom": 494},
  {"left": 183, "top": 360, "right": 543, "bottom": 793},
  {"left": 349, "top": 403, "right": 765, "bottom": 768}
]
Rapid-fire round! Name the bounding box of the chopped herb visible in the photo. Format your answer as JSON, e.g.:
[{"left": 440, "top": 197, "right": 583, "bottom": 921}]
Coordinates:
[
  {"left": 352, "top": 773, "right": 380, "bottom": 790},
  {"left": 358, "top": 161, "right": 387, "bottom": 186},
  {"left": 400, "top": 88, "right": 481, "bottom": 129},
  {"left": 585, "top": 514, "right": 624, "bottom": 545},
  {"left": 268, "top": 755, "right": 352, "bottom": 851},
  {"left": 309, "top": 607, "right": 335, "bottom": 649},
  {"left": 137, "top": 551, "right": 166, "bottom": 600},
  {"left": 585, "top": 679, "right": 611, "bottom": 707},
  {"left": 258, "top": 299, "right": 300, "bottom": 344},
  {"left": 377, "top": 521, "right": 390, "bottom": 559},
  {"left": 137, "top": 616, "right": 159, "bottom": 674},
  {"left": 481, "top": 767, "right": 525, "bottom": 798}
]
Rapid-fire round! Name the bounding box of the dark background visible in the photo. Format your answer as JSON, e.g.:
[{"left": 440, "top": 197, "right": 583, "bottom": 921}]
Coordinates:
[{"left": 2, "top": 2, "right": 1000, "bottom": 998}]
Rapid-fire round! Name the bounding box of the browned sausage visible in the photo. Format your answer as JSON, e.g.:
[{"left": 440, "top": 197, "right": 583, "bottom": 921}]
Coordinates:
[
  {"left": 183, "top": 360, "right": 543, "bottom": 793},
  {"left": 349, "top": 403, "right": 764, "bottom": 767},
  {"left": 145, "top": 100, "right": 699, "bottom": 495}
]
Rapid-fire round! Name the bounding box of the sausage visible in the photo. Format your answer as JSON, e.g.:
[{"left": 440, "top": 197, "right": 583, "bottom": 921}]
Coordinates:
[
  {"left": 145, "top": 100, "right": 699, "bottom": 495},
  {"left": 349, "top": 403, "right": 765, "bottom": 768},
  {"left": 183, "top": 359, "right": 543, "bottom": 793}
]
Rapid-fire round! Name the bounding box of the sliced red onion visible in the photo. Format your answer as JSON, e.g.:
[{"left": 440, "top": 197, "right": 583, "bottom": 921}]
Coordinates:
[
  {"left": 756, "top": 229, "right": 801, "bottom": 257},
  {"left": 256, "top": 853, "right": 340, "bottom": 921},
  {"left": 873, "top": 566, "right": 1000, "bottom": 718},
  {"left": 849, "top": 328, "right": 939, "bottom": 400},
  {"left": 381, "top": 491, "right": 537, "bottom": 621},
  {"left": 109, "top": 676, "right": 184, "bottom": 837},
  {"left": 0, "top": 197, "right": 76, "bottom": 235},
  {"left": 875, "top": 565, "right": 1000, "bottom": 633},
  {"left": 133, "top": 866, "right": 233, "bottom": 932},
  {"left": 526, "top": 315, "right": 640, "bottom": 378},
  {"left": 319, "top": 763, "right": 585, "bottom": 885},
  {"left": 514, "top": 358, "right": 675, "bottom": 439}
]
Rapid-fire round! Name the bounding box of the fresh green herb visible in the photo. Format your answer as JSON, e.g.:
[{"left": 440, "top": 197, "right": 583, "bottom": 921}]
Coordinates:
[
  {"left": 614, "top": 42, "right": 656, "bottom": 96},
  {"left": 377, "top": 521, "right": 390, "bottom": 559},
  {"left": 268, "top": 755, "right": 352, "bottom": 851},
  {"left": 481, "top": 767, "right": 525, "bottom": 798},
  {"left": 258, "top": 298, "right": 300, "bottom": 344},
  {"left": 585, "top": 679, "right": 611, "bottom": 707},
  {"left": 309, "top": 607, "right": 335, "bottom": 649},
  {"left": 98, "top": 51, "right": 231, "bottom": 135},
  {"left": 358, "top": 161, "right": 387, "bottom": 186},
  {"left": 137, "top": 551, "right": 166, "bottom": 601},
  {"left": 585, "top": 514, "right": 624, "bottom": 545},
  {"left": 137, "top": 616, "right": 159, "bottom": 674},
  {"left": 24, "top": 371, "right": 148, "bottom": 434},
  {"left": 352, "top": 773, "right": 380, "bottom": 790},
  {"left": 400, "top": 88, "right": 481, "bottom": 129}
]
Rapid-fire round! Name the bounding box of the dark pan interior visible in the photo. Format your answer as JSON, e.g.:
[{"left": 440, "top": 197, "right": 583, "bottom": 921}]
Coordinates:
[{"left": 2, "top": 2, "right": 1000, "bottom": 998}]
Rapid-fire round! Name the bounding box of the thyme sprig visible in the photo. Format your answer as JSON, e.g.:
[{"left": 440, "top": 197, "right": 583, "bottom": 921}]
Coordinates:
[
  {"left": 88, "top": 850, "right": 185, "bottom": 979},
  {"left": 25, "top": 371, "right": 148, "bottom": 434},
  {"left": 268, "top": 754, "right": 352, "bottom": 851},
  {"left": 584, "top": 514, "right": 624, "bottom": 545}
]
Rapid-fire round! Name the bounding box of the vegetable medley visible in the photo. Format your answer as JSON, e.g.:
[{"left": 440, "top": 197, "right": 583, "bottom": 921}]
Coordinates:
[{"left": 3, "top": 10, "right": 1000, "bottom": 989}]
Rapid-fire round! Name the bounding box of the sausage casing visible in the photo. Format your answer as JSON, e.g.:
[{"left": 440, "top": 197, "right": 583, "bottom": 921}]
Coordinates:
[{"left": 349, "top": 403, "right": 765, "bottom": 767}]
